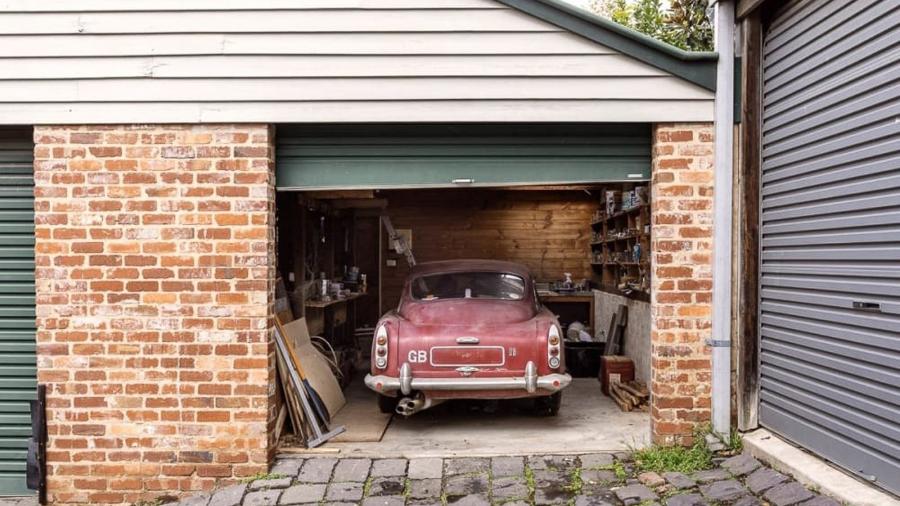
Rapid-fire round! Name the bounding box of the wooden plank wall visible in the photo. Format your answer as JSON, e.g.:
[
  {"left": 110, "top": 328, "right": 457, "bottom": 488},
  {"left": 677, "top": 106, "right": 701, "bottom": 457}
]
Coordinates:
[{"left": 377, "top": 189, "right": 595, "bottom": 312}]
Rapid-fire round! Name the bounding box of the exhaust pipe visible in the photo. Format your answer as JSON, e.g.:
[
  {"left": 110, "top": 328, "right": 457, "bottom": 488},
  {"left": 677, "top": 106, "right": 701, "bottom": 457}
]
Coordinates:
[{"left": 395, "top": 394, "right": 443, "bottom": 416}]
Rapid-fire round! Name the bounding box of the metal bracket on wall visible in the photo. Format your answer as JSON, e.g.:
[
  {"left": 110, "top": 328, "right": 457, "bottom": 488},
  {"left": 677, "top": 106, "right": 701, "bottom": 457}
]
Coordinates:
[{"left": 706, "top": 339, "right": 731, "bottom": 348}]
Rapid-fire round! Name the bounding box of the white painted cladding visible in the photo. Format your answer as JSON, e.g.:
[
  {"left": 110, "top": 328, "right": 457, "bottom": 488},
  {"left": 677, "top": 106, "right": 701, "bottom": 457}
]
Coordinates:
[{"left": 0, "top": 0, "right": 714, "bottom": 124}]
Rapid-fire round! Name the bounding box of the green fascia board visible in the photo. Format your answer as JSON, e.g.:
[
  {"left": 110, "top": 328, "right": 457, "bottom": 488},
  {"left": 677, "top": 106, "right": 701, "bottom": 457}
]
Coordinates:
[{"left": 497, "top": 0, "right": 718, "bottom": 91}]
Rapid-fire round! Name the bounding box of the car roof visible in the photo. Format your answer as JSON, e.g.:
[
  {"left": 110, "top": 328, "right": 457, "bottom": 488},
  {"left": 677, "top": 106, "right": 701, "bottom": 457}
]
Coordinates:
[{"left": 409, "top": 259, "right": 531, "bottom": 279}]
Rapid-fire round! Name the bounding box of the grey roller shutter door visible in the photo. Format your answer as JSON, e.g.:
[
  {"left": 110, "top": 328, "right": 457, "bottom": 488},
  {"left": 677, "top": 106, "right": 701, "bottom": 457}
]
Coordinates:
[
  {"left": 0, "top": 128, "right": 35, "bottom": 496},
  {"left": 759, "top": 0, "right": 900, "bottom": 495}
]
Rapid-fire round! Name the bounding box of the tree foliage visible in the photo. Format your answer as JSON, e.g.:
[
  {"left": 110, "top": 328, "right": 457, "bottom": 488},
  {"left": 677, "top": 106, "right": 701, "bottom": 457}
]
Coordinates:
[{"left": 588, "top": 0, "right": 714, "bottom": 52}]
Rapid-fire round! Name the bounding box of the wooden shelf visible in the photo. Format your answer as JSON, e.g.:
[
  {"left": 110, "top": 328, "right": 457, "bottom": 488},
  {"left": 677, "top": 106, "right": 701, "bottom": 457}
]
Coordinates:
[
  {"left": 591, "top": 204, "right": 648, "bottom": 227},
  {"left": 588, "top": 190, "right": 650, "bottom": 297}
]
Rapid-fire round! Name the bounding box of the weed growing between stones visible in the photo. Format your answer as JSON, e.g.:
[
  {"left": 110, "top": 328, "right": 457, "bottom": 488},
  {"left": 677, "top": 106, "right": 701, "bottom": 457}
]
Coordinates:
[{"left": 240, "top": 471, "right": 286, "bottom": 483}]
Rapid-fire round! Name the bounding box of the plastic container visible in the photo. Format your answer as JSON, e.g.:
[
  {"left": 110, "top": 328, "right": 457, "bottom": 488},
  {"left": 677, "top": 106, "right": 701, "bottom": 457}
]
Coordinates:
[{"left": 564, "top": 342, "right": 604, "bottom": 378}]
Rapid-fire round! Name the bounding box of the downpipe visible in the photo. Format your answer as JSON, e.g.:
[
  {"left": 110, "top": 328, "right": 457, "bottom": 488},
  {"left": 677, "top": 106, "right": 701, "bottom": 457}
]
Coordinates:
[
  {"left": 396, "top": 393, "right": 444, "bottom": 416},
  {"left": 710, "top": 0, "right": 735, "bottom": 438}
]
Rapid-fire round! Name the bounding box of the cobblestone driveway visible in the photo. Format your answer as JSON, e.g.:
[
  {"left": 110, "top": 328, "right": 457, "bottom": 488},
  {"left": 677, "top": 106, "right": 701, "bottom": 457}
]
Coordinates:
[{"left": 165, "top": 452, "right": 839, "bottom": 506}]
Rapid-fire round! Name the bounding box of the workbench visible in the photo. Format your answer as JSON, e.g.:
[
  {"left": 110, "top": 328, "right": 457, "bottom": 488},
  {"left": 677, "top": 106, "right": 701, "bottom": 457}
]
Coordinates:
[{"left": 305, "top": 292, "right": 366, "bottom": 343}]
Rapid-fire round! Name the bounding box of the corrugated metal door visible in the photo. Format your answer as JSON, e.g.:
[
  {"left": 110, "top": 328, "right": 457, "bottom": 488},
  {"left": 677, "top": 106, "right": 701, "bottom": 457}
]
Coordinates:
[
  {"left": 759, "top": 0, "right": 900, "bottom": 495},
  {"left": 276, "top": 124, "right": 650, "bottom": 190},
  {"left": 0, "top": 128, "right": 35, "bottom": 496}
]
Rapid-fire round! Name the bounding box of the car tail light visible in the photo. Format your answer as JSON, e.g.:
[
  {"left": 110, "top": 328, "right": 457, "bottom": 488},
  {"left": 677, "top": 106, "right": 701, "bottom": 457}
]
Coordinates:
[
  {"left": 547, "top": 324, "right": 561, "bottom": 369},
  {"left": 374, "top": 324, "right": 389, "bottom": 369}
]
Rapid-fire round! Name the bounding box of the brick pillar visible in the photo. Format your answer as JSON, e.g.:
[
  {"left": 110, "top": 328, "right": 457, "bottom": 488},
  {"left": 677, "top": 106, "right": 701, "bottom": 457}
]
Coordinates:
[
  {"left": 649, "top": 123, "right": 715, "bottom": 446},
  {"left": 33, "top": 125, "right": 276, "bottom": 504}
]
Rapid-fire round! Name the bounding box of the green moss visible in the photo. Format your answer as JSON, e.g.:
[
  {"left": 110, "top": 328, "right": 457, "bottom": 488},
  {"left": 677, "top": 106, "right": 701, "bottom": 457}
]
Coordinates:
[{"left": 564, "top": 467, "right": 583, "bottom": 494}]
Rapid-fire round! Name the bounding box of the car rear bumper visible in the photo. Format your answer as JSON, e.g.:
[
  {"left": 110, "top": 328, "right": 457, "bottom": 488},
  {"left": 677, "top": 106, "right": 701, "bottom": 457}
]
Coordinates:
[{"left": 365, "top": 361, "right": 571, "bottom": 396}]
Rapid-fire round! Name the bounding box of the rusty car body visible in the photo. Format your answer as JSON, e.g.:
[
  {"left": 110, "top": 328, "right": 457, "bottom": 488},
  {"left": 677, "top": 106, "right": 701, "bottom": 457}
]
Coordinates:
[{"left": 364, "top": 259, "right": 571, "bottom": 416}]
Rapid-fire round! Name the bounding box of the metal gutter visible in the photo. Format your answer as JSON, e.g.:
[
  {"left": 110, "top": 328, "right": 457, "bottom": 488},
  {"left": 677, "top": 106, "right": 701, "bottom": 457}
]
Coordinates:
[
  {"left": 710, "top": 0, "right": 735, "bottom": 438},
  {"left": 496, "top": 0, "right": 719, "bottom": 91}
]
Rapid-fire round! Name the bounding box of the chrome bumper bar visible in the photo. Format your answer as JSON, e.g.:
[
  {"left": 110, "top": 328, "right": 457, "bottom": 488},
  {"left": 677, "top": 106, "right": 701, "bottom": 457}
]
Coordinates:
[{"left": 365, "top": 361, "right": 572, "bottom": 396}]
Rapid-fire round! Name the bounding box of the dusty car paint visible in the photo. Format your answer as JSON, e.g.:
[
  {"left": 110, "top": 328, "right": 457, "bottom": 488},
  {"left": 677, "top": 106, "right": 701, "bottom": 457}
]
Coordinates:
[{"left": 366, "top": 260, "right": 571, "bottom": 408}]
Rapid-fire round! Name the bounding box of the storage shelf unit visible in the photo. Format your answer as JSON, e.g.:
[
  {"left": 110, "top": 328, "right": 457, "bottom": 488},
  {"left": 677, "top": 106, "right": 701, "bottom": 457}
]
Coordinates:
[{"left": 590, "top": 189, "right": 650, "bottom": 298}]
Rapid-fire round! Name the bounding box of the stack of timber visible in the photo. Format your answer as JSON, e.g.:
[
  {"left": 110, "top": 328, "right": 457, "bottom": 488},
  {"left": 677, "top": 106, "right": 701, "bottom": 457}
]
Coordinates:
[{"left": 609, "top": 380, "right": 649, "bottom": 412}]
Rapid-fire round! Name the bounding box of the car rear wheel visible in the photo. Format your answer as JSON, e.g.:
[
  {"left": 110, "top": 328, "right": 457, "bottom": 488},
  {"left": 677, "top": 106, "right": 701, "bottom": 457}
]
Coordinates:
[
  {"left": 534, "top": 392, "right": 561, "bottom": 416},
  {"left": 377, "top": 394, "right": 399, "bottom": 414}
]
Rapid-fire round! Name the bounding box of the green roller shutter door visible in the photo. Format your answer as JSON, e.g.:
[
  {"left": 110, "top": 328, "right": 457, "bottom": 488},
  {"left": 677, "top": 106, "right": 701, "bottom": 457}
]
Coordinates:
[
  {"left": 276, "top": 124, "right": 650, "bottom": 190},
  {"left": 0, "top": 128, "right": 35, "bottom": 497}
]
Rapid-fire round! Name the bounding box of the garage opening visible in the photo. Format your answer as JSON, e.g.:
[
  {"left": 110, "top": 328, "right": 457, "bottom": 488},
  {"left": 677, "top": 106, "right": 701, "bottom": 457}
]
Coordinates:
[{"left": 272, "top": 125, "right": 653, "bottom": 455}]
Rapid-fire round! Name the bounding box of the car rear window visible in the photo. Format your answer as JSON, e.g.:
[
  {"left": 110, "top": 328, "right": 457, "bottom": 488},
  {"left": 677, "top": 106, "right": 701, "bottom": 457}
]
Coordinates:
[{"left": 411, "top": 272, "right": 526, "bottom": 301}]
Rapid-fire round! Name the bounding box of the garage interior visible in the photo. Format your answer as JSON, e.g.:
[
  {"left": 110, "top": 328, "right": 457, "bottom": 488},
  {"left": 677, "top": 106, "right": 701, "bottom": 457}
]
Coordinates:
[{"left": 271, "top": 124, "right": 654, "bottom": 455}]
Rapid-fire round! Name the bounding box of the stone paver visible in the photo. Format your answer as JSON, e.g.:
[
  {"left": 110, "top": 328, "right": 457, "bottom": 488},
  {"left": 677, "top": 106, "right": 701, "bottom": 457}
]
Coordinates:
[
  {"left": 243, "top": 490, "right": 281, "bottom": 506},
  {"left": 361, "top": 497, "right": 404, "bottom": 506},
  {"left": 491, "top": 476, "right": 529, "bottom": 500},
  {"left": 637, "top": 471, "right": 665, "bottom": 487},
  {"left": 764, "top": 481, "right": 815, "bottom": 506},
  {"left": 721, "top": 453, "right": 762, "bottom": 477},
  {"left": 579, "top": 453, "right": 615, "bottom": 469},
  {"left": 663, "top": 472, "right": 695, "bottom": 490},
  {"left": 528, "top": 454, "right": 577, "bottom": 471},
  {"left": 278, "top": 483, "right": 326, "bottom": 505},
  {"left": 445, "top": 473, "right": 490, "bottom": 497},
  {"left": 445, "top": 457, "right": 490, "bottom": 476},
  {"left": 367, "top": 477, "right": 405, "bottom": 497},
  {"left": 333, "top": 459, "right": 372, "bottom": 482},
  {"left": 581, "top": 469, "right": 618, "bottom": 487},
  {"left": 297, "top": 458, "right": 337, "bottom": 483},
  {"left": 271, "top": 459, "right": 304, "bottom": 477},
  {"left": 408, "top": 478, "right": 442, "bottom": 500},
  {"left": 692, "top": 468, "right": 729, "bottom": 483},
  {"left": 746, "top": 467, "right": 788, "bottom": 494},
  {"left": 249, "top": 478, "right": 293, "bottom": 491},
  {"left": 209, "top": 483, "right": 247, "bottom": 506},
  {"left": 407, "top": 458, "right": 442, "bottom": 479},
  {"left": 614, "top": 484, "right": 657, "bottom": 505},
  {"left": 370, "top": 459, "right": 407, "bottom": 478},
  {"left": 491, "top": 456, "right": 525, "bottom": 477},
  {"left": 447, "top": 495, "right": 491, "bottom": 506},
  {"left": 326, "top": 482, "right": 364, "bottom": 502},
  {"left": 700, "top": 479, "right": 747, "bottom": 502},
  {"left": 534, "top": 489, "right": 571, "bottom": 505},
  {"left": 167, "top": 447, "right": 830, "bottom": 506},
  {"left": 665, "top": 493, "right": 706, "bottom": 506},
  {"left": 574, "top": 495, "right": 617, "bottom": 506}
]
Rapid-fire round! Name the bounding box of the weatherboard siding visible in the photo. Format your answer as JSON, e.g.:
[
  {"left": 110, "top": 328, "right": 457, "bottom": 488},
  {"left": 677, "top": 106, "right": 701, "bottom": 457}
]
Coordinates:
[{"left": 0, "top": 1, "right": 714, "bottom": 124}]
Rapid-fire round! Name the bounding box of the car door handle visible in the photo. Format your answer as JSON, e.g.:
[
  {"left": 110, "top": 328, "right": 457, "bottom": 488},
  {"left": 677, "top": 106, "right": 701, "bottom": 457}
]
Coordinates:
[{"left": 456, "top": 337, "right": 480, "bottom": 344}]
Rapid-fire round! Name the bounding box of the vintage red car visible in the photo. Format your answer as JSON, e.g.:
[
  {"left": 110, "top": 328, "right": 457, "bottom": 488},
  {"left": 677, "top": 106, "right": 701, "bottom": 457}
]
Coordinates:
[{"left": 365, "top": 259, "right": 571, "bottom": 416}]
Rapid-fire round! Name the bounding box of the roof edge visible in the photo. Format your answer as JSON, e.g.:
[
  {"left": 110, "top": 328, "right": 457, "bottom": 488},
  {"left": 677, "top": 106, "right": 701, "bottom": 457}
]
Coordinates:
[{"left": 497, "top": 0, "right": 718, "bottom": 91}]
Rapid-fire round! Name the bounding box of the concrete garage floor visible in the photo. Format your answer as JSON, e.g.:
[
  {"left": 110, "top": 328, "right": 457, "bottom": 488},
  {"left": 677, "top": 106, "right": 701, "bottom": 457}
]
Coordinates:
[{"left": 326, "top": 378, "right": 650, "bottom": 457}]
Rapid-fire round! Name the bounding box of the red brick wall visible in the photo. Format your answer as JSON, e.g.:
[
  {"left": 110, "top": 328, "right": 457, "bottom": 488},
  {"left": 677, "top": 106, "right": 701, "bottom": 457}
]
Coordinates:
[
  {"left": 32, "top": 124, "right": 276, "bottom": 504},
  {"left": 649, "top": 123, "right": 715, "bottom": 445}
]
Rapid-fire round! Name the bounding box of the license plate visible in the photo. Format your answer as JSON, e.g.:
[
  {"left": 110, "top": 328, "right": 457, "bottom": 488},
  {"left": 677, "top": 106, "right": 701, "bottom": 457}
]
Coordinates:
[{"left": 429, "top": 346, "right": 505, "bottom": 367}]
